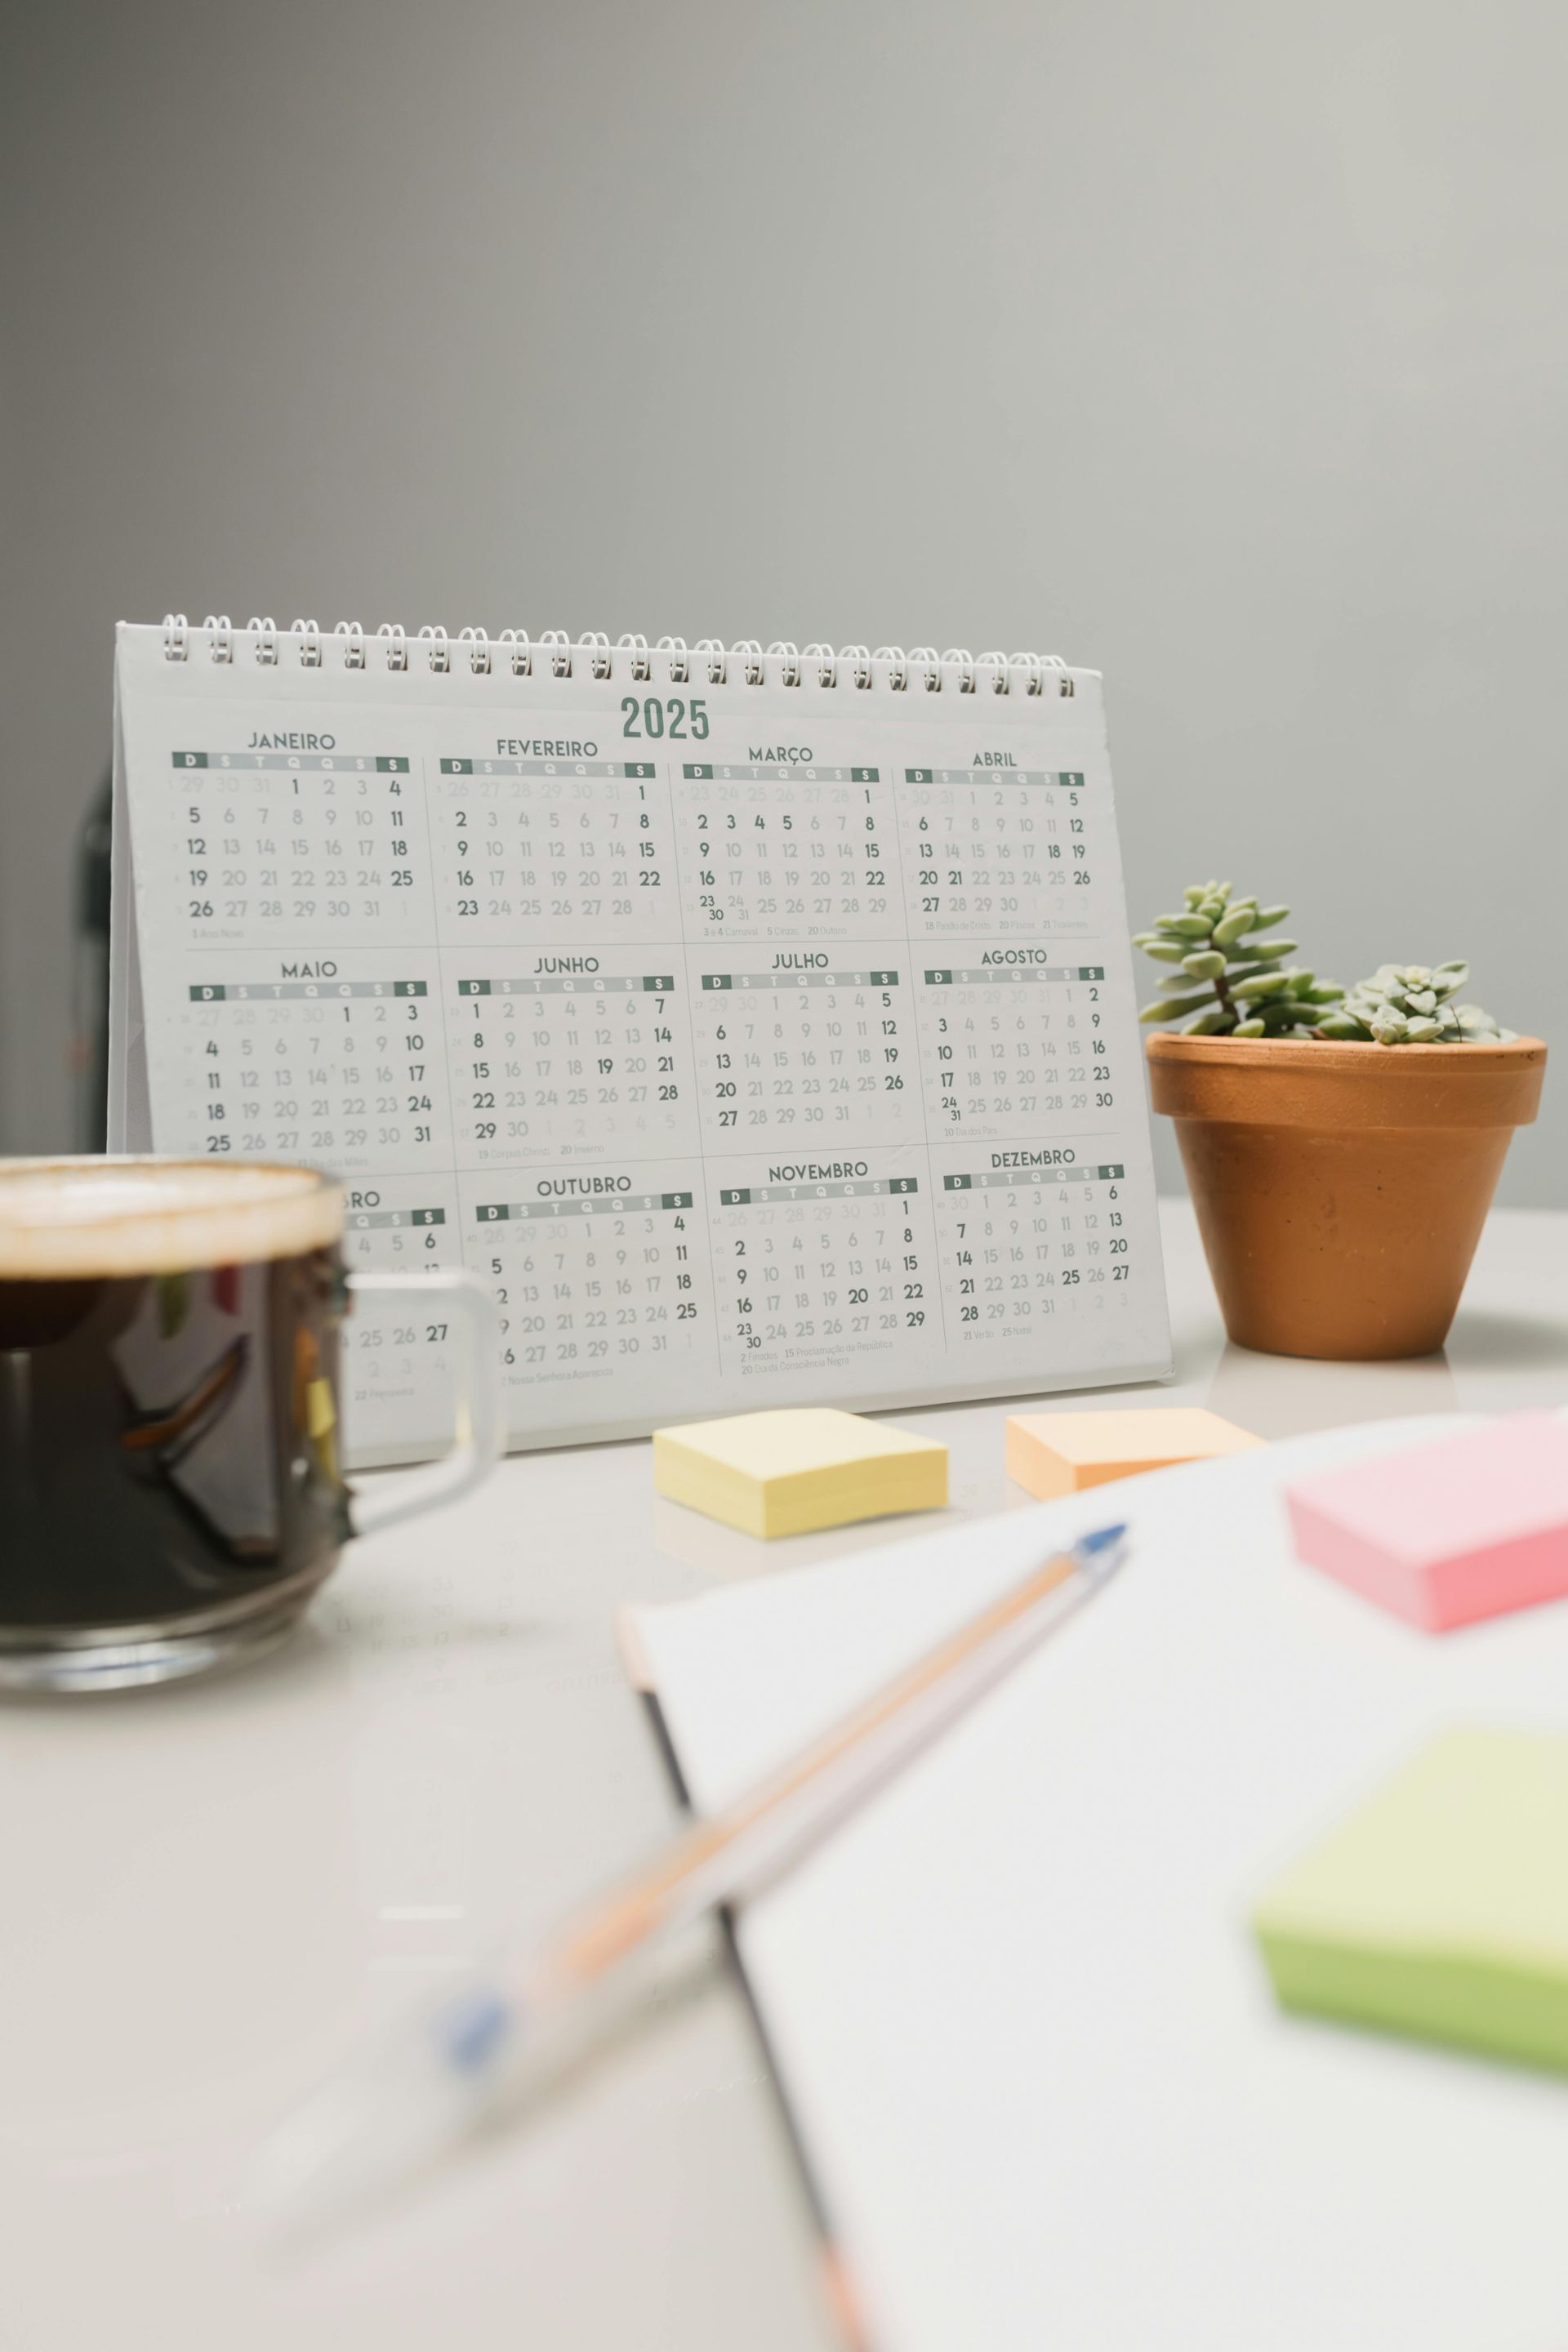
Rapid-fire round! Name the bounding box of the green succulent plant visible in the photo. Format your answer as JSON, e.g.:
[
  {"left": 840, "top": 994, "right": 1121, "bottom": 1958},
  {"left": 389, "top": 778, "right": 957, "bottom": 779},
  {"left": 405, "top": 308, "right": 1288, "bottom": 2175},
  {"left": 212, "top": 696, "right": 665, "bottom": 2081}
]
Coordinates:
[
  {"left": 1134, "top": 889, "right": 1517, "bottom": 1045},
  {"left": 1315, "top": 963, "right": 1516, "bottom": 1046},
  {"left": 1134, "top": 881, "right": 1345, "bottom": 1038}
]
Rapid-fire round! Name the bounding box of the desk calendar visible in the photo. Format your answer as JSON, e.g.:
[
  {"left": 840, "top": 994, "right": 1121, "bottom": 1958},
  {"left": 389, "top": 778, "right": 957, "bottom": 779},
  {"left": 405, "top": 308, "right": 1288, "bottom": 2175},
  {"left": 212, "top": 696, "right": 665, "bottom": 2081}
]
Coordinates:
[{"left": 111, "top": 621, "right": 1170, "bottom": 1463}]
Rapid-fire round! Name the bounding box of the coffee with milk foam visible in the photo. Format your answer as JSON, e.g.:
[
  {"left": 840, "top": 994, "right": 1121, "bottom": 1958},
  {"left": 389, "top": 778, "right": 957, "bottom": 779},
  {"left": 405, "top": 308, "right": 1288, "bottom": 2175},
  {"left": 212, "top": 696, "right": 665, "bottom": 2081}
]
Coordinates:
[{"left": 0, "top": 1162, "right": 349, "bottom": 1628}]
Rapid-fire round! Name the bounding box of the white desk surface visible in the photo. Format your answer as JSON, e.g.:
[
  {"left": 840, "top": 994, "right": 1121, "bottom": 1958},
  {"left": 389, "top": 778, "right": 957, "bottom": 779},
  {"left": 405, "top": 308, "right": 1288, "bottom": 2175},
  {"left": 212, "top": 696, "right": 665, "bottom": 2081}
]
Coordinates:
[{"left": 2, "top": 1199, "right": 1565, "bottom": 2352}]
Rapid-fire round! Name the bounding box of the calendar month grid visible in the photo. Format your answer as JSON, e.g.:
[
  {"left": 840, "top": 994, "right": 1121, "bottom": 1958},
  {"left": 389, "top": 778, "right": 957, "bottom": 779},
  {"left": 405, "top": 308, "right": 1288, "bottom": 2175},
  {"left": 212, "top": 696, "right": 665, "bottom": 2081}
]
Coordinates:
[{"left": 117, "top": 667, "right": 1169, "bottom": 1454}]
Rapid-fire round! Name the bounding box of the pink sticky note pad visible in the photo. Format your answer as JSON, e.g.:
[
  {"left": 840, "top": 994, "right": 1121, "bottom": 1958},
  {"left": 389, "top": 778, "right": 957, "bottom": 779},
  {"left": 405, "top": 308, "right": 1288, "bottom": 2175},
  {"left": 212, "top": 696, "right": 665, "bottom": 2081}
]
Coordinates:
[{"left": 1286, "top": 1413, "right": 1568, "bottom": 1632}]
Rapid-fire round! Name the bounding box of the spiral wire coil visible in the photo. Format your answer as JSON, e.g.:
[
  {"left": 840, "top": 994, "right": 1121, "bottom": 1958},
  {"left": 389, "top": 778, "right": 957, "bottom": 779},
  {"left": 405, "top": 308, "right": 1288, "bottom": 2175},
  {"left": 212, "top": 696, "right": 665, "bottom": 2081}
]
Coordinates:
[{"left": 161, "top": 617, "right": 1072, "bottom": 694}]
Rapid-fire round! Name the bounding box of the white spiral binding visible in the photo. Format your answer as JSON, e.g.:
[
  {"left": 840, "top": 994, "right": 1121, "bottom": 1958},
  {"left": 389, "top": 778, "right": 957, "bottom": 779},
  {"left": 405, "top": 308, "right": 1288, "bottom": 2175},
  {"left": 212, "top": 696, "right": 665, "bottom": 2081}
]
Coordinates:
[
  {"left": 156, "top": 619, "right": 1074, "bottom": 692},
  {"left": 335, "top": 619, "right": 367, "bottom": 670}
]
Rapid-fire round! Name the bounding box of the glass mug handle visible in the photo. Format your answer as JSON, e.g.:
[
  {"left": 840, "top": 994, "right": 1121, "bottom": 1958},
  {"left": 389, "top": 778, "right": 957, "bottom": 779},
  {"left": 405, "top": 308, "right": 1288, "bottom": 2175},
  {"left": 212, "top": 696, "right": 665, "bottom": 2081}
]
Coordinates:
[{"left": 342, "top": 1270, "right": 504, "bottom": 1537}]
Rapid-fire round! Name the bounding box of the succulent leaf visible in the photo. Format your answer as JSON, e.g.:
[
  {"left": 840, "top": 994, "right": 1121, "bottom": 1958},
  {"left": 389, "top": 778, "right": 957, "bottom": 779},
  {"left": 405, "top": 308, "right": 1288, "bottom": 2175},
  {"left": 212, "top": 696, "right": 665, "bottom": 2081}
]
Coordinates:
[
  {"left": 1141, "top": 991, "right": 1216, "bottom": 1022},
  {"left": 1231, "top": 972, "right": 1291, "bottom": 1001}
]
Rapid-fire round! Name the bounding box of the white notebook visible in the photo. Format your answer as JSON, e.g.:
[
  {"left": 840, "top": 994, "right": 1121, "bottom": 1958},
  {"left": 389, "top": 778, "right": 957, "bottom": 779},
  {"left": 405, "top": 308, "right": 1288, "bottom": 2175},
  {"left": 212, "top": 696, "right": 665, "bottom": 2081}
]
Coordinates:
[
  {"left": 109, "top": 620, "right": 1168, "bottom": 1463},
  {"left": 627, "top": 1417, "right": 1568, "bottom": 2352}
]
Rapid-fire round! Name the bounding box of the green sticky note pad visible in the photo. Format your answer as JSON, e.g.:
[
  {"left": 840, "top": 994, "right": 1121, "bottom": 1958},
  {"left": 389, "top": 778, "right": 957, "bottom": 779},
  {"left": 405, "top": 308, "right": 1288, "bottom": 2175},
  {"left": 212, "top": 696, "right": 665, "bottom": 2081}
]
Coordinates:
[{"left": 1254, "top": 1730, "right": 1568, "bottom": 2074}]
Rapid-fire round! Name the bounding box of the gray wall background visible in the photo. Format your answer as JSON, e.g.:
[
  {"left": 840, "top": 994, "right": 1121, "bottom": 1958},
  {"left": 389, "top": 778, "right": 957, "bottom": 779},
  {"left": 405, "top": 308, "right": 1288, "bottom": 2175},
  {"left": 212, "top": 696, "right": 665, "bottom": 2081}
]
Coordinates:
[{"left": 2, "top": 0, "right": 1562, "bottom": 1201}]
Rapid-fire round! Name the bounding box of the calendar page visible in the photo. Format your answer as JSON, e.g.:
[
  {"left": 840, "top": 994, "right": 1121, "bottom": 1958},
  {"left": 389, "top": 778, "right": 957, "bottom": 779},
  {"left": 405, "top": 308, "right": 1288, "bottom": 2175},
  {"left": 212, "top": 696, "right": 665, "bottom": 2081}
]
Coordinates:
[{"left": 111, "top": 623, "right": 1169, "bottom": 1463}]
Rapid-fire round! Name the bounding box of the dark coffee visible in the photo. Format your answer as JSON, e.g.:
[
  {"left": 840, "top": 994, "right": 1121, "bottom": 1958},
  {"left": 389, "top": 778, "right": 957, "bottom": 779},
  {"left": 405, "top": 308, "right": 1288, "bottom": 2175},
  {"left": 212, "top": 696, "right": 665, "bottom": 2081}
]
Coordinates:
[{"left": 0, "top": 1163, "right": 350, "bottom": 1633}]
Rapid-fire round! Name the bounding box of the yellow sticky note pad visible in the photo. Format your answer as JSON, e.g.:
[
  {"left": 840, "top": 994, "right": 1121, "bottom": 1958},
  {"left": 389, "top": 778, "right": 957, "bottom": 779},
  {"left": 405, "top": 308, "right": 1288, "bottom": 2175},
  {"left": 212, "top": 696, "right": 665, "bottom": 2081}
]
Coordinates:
[
  {"left": 653, "top": 1408, "right": 947, "bottom": 1539},
  {"left": 1004, "top": 1405, "right": 1261, "bottom": 1500}
]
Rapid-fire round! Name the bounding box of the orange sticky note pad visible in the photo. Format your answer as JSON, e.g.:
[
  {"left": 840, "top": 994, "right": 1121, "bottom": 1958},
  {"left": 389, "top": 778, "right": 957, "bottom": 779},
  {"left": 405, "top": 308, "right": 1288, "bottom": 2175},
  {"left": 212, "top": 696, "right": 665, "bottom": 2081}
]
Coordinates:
[{"left": 1004, "top": 1405, "right": 1262, "bottom": 1499}]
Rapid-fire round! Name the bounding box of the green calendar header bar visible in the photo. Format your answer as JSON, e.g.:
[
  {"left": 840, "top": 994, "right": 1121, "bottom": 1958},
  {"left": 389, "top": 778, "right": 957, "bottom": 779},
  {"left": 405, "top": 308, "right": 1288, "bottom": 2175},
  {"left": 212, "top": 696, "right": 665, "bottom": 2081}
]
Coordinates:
[
  {"left": 189, "top": 979, "right": 426, "bottom": 1001},
  {"left": 719, "top": 1178, "right": 919, "bottom": 1205},
  {"left": 701, "top": 969, "right": 899, "bottom": 991},
  {"left": 172, "top": 752, "right": 409, "bottom": 772},
  {"left": 440, "top": 758, "right": 653, "bottom": 777},
  {"left": 457, "top": 975, "right": 675, "bottom": 996},
  {"left": 943, "top": 1165, "right": 1125, "bottom": 1190},
  {"left": 923, "top": 964, "right": 1105, "bottom": 986},
  {"left": 683, "top": 764, "right": 880, "bottom": 782},
  {"left": 904, "top": 767, "right": 1085, "bottom": 786},
  {"left": 474, "top": 1192, "right": 693, "bottom": 1221}
]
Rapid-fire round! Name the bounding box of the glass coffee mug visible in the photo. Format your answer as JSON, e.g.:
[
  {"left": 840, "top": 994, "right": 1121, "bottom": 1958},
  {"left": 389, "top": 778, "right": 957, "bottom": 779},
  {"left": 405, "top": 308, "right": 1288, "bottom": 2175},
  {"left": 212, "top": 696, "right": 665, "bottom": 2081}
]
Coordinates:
[{"left": 0, "top": 1159, "right": 501, "bottom": 1692}]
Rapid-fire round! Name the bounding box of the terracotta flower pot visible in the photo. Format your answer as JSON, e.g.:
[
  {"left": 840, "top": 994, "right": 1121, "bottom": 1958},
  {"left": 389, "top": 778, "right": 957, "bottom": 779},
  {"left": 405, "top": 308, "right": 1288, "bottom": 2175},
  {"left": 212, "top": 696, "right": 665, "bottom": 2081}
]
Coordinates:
[{"left": 1146, "top": 1032, "right": 1548, "bottom": 1359}]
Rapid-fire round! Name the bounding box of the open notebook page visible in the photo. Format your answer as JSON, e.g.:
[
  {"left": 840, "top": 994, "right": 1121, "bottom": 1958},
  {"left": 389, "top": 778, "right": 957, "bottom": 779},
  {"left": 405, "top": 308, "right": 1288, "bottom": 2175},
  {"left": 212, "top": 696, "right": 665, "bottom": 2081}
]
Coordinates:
[{"left": 626, "top": 1414, "right": 1568, "bottom": 2352}]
